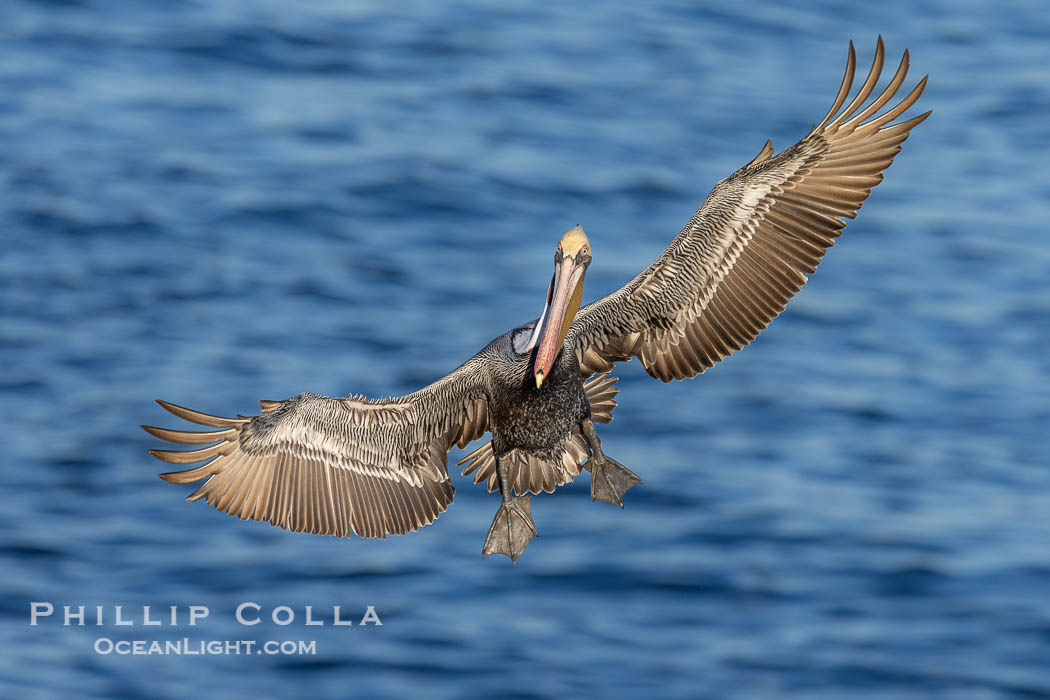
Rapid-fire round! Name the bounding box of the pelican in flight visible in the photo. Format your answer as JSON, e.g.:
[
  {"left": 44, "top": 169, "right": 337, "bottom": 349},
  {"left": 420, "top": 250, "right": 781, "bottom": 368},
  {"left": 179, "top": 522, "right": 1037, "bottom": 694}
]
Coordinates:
[{"left": 145, "top": 39, "right": 928, "bottom": 561}]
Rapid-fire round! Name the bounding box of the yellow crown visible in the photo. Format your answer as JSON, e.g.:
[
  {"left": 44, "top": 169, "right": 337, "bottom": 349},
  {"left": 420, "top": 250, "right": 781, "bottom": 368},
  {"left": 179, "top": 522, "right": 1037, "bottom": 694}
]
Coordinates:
[{"left": 559, "top": 226, "right": 590, "bottom": 256}]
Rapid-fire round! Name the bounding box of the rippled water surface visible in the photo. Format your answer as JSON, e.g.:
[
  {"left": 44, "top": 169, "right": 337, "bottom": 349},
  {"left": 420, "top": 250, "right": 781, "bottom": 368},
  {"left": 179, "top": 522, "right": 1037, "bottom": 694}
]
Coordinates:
[{"left": 3, "top": 1, "right": 1049, "bottom": 698}]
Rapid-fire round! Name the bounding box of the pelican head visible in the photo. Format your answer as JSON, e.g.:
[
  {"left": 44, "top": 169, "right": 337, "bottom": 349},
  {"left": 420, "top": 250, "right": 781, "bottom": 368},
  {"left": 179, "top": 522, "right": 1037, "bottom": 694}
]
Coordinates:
[{"left": 529, "top": 225, "right": 591, "bottom": 388}]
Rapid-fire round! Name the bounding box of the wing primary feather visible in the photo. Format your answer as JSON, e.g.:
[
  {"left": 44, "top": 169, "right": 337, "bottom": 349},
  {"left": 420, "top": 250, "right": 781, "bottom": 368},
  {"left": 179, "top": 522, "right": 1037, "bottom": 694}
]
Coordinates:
[
  {"left": 854, "top": 75, "right": 929, "bottom": 135},
  {"left": 149, "top": 442, "right": 230, "bottom": 465},
  {"left": 814, "top": 40, "right": 857, "bottom": 131},
  {"left": 829, "top": 35, "right": 885, "bottom": 128},
  {"left": 141, "top": 425, "right": 236, "bottom": 445},
  {"left": 578, "top": 32, "right": 926, "bottom": 381},
  {"left": 240, "top": 453, "right": 269, "bottom": 521},
  {"left": 158, "top": 460, "right": 221, "bottom": 485},
  {"left": 841, "top": 49, "right": 910, "bottom": 129},
  {"left": 265, "top": 453, "right": 285, "bottom": 528},
  {"left": 155, "top": 399, "right": 247, "bottom": 427},
  {"left": 215, "top": 455, "right": 248, "bottom": 514}
]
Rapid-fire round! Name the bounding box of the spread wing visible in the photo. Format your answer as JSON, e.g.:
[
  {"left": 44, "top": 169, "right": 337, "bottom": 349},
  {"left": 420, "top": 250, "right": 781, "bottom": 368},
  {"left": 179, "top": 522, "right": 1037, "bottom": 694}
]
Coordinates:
[
  {"left": 143, "top": 358, "right": 490, "bottom": 539},
  {"left": 569, "top": 38, "right": 930, "bottom": 381}
]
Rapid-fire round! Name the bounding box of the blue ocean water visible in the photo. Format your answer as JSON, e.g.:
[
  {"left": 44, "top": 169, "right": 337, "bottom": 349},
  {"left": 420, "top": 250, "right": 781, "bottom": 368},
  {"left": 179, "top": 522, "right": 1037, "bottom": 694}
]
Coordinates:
[{"left": 2, "top": 1, "right": 1049, "bottom": 697}]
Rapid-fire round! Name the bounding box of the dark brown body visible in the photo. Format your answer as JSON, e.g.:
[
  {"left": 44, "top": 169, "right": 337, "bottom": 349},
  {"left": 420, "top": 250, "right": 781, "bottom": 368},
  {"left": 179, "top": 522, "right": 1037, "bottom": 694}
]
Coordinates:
[
  {"left": 451, "top": 322, "right": 603, "bottom": 499},
  {"left": 489, "top": 342, "right": 589, "bottom": 457}
]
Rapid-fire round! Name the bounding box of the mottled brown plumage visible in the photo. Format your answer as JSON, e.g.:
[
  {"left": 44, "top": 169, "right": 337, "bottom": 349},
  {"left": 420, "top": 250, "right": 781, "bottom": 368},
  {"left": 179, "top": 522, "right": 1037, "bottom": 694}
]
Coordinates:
[
  {"left": 145, "top": 38, "right": 928, "bottom": 560},
  {"left": 570, "top": 39, "right": 930, "bottom": 381}
]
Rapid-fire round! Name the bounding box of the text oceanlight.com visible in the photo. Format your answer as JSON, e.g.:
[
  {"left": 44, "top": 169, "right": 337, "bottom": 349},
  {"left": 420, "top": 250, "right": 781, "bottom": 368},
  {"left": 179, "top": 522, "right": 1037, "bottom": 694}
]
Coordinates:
[
  {"left": 93, "top": 638, "right": 317, "bottom": 656},
  {"left": 30, "top": 602, "right": 383, "bottom": 656}
]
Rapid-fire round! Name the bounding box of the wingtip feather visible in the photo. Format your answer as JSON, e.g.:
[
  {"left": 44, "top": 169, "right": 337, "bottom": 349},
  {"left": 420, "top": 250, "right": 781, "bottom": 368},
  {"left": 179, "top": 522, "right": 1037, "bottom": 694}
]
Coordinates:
[
  {"left": 154, "top": 398, "right": 248, "bottom": 427},
  {"left": 815, "top": 40, "right": 858, "bottom": 131}
]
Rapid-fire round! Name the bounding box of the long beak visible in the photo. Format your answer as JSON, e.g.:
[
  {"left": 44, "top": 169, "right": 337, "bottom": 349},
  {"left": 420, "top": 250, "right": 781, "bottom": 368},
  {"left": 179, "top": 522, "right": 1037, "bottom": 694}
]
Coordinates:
[{"left": 533, "top": 254, "right": 585, "bottom": 388}]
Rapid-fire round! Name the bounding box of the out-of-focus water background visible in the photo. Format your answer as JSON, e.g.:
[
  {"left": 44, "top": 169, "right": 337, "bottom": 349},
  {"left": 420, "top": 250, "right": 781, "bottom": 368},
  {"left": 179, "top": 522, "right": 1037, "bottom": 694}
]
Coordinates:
[{"left": 2, "top": 1, "right": 1048, "bottom": 698}]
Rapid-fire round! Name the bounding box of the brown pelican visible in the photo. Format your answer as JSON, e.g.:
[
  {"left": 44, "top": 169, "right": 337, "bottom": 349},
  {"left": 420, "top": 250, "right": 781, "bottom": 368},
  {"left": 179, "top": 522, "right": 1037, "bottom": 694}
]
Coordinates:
[{"left": 144, "top": 39, "right": 928, "bottom": 561}]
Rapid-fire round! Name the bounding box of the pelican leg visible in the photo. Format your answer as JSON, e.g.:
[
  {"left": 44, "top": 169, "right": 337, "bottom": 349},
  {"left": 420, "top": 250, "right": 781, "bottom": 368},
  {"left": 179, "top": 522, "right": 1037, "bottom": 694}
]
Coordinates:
[
  {"left": 482, "top": 458, "right": 537, "bottom": 562},
  {"left": 581, "top": 419, "right": 641, "bottom": 508}
]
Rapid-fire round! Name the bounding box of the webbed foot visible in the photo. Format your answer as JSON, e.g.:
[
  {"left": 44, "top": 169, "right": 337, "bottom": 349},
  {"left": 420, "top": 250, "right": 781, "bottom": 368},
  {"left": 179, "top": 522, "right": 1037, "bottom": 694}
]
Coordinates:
[
  {"left": 586, "top": 456, "right": 641, "bottom": 507},
  {"left": 482, "top": 495, "right": 537, "bottom": 562}
]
